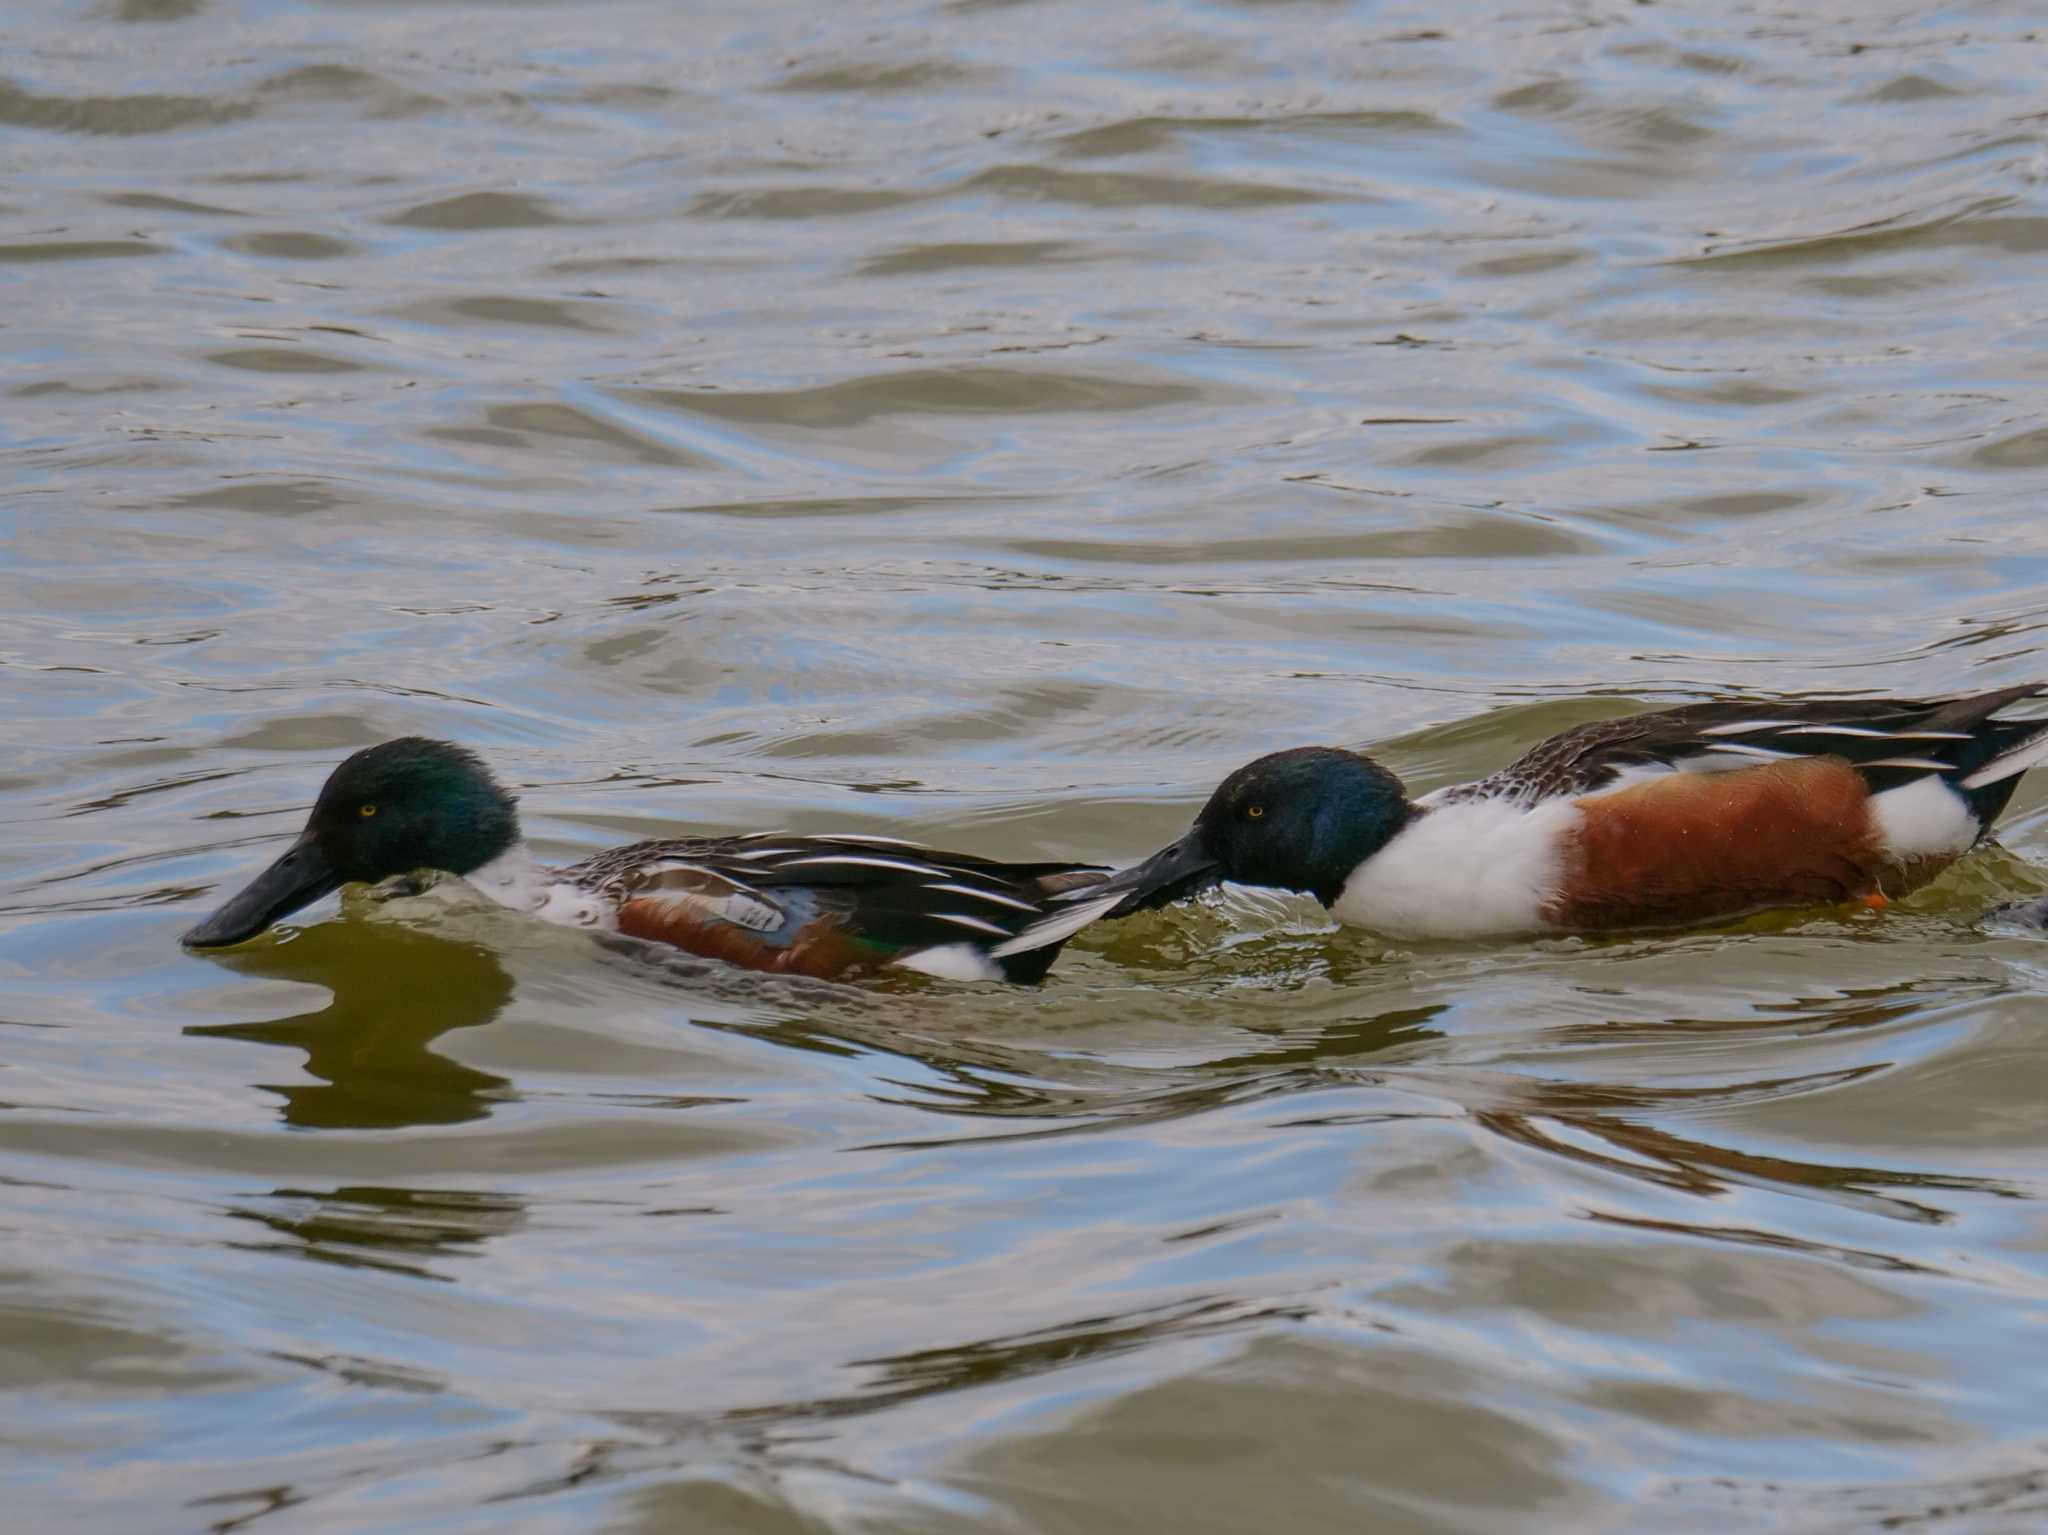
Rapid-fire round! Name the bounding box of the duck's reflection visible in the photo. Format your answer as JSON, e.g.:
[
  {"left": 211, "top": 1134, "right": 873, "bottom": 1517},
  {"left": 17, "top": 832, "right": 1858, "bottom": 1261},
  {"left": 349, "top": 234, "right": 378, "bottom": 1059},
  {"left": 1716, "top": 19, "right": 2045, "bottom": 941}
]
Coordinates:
[
  {"left": 1471, "top": 1058, "right": 2017, "bottom": 1225},
  {"left": 519, "top": 1292, "right": 1310, "bottom": 1519},
  {"left": 186, "top": 920, "right": 515, "bottom": 1129},
  {"left": 228, "top": 1182, "right": 528, "bottom": 1282}
]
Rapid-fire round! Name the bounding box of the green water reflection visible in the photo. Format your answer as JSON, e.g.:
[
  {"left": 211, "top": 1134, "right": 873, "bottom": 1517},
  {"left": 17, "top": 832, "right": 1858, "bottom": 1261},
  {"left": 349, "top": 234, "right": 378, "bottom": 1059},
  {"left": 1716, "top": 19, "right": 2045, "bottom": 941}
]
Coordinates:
[{"left": 187, "top": 923, "right": 514, "bottom": 1130}]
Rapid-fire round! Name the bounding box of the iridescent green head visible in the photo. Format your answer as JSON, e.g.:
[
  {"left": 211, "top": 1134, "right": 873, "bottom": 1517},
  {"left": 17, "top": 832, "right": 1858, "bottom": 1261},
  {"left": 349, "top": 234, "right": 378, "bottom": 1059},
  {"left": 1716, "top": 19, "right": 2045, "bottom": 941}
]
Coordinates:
[
  {"left": 1088, "top": 747, "right": 1415, "bottom": 914},
  {"left": 182, "top": 738, "right": 520, "bottom": 948}
]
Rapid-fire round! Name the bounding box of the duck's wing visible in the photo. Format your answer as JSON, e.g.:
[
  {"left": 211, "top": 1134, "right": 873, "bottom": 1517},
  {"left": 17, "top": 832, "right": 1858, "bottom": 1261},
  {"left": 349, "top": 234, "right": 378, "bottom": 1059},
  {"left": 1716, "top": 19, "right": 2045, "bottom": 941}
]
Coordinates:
[
  {"left": 570, "top": 834, "right": 1108, "bottom": 983},
  {"left": 1434, "top": 685, "right": 2048, "bottom": 806}
]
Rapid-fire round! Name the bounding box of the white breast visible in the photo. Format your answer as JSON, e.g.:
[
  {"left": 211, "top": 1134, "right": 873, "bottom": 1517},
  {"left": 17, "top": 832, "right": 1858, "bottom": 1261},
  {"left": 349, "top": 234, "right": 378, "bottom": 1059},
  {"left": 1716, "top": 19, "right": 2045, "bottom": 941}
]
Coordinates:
[
  {"left": 466, "top": 845, "right": 616, "bottom": 930},
  {"left": 1331, "top": 796, "right": 1579, "bottom": 939}
]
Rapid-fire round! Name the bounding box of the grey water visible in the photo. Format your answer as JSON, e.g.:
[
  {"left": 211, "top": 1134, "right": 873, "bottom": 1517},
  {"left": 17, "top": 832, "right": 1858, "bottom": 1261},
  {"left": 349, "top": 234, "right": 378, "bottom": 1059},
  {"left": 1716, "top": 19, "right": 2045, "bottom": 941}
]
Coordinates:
[{"left": 6, "top": 1, "right": 2048, "bottom": 1530}]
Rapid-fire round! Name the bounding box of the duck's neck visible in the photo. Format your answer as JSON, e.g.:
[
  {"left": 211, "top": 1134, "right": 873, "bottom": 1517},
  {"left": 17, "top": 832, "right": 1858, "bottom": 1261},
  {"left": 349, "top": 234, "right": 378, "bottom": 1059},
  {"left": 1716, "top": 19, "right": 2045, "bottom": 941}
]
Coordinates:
[
  {"left": 464, "top": 842, "right": 616, "bottom": 931},
  {"left": 465, "top": 842, "right": 557, "bottom": 912}
]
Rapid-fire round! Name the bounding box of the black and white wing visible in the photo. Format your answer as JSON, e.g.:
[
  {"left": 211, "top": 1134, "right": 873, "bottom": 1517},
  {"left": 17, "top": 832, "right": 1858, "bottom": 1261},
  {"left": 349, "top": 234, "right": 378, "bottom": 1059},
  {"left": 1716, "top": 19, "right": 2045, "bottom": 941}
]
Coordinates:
[
  {"left": 568, "top": 833, "right": 1108, "bottom": 983},
  {"left": 1432, "top": 685, "right": 2048, "bottom": 806}
]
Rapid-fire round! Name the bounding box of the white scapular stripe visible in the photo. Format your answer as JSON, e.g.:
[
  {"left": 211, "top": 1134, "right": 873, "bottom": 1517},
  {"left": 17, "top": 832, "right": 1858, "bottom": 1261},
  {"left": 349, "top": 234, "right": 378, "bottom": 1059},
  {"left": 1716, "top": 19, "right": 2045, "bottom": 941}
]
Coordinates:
[
  {"left": 775, "top": 853, "right": 942, "bottom": 877},
  {"left": 990, "top": 888, "right": 1126, "bottom": 957},
  {"left": 1778, "top": 725, "right": 1971, "bottom": 740},
  {"left": 1703, "top": 742, "right": 1799, "bottom": 760},
  {"left": 1598, "top": 761, "right": 1683, "bottom": 789},
  {"left": 1700, "top": 719, "right": 1807, "bottom": 736},
  {"left": 1961, "top": 729, "right": 2048, "bottom": 788},
  {"left": 1864, "top": 757, "right": 1954, "bottom": 772},
  {"left": 930, "top": 910, "right": 1012, "bottom": 938},
  {"left": 921, "top": 881, "right": 1039, "bottom": 913}
]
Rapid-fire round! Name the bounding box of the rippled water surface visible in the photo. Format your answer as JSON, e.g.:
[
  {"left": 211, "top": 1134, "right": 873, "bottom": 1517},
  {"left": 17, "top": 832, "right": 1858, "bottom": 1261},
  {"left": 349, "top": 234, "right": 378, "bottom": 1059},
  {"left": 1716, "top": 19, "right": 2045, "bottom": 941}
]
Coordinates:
[{"left": 8, "top": 1, "right": 2048, "bottom": 1529}]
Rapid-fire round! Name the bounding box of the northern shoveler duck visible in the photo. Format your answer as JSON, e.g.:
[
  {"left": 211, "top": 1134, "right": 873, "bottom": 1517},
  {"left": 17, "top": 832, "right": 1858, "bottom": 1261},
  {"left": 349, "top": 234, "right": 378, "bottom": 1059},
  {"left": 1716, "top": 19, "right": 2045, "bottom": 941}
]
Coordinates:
[
  {"left": 995, "top": 685, "right": 2048, "bottom": 953},
  {"left": 180, "top": 738, "right": 1108, "bottom": 983}
]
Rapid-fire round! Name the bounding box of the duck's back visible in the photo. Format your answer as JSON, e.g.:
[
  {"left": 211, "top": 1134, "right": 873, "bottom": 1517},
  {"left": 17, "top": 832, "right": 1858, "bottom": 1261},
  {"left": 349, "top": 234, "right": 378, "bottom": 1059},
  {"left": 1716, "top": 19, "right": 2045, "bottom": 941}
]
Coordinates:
[
  {"left": 1343, "top": 687, "right": 2048, "bottom": 937},
  {"left": 563, "top": 834, "right": 1108, "bottom": 982}
]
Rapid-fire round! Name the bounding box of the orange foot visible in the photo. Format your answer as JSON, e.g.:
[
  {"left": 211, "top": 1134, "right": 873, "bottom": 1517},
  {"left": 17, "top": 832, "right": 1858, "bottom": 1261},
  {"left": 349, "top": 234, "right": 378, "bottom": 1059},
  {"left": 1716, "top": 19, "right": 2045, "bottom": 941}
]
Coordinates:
[{"left": 1862, "top": 890, "right": 1891, "bottom": 910}]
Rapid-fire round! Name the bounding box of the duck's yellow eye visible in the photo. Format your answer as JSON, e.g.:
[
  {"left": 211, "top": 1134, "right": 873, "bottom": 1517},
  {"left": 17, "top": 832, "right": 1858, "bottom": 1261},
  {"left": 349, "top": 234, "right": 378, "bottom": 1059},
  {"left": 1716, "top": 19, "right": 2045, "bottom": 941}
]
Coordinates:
[
  {"left": 359, "top": 803, "right": 378, "bottom": 819},
  {"left": 1246, "top": 805, "right": 1265, "bottom": 820}
]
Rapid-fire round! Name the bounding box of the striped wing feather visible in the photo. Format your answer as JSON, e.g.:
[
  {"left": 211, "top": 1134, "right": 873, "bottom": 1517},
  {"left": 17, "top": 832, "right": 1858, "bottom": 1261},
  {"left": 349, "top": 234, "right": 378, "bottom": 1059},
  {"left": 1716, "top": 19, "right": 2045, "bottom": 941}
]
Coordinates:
[
  {"left": 1446, "top": 685, "right": 2047, "bottom": 804},
  {"left": 567, "top": 834, "right": 1107, "bottom": 981}
]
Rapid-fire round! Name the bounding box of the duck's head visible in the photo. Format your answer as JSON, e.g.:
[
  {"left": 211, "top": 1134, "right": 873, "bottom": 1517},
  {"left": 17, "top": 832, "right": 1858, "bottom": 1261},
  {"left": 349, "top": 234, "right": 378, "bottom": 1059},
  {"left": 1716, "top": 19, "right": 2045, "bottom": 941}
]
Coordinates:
[
  {"left": 181, "top": 738, "right": 519, "bottom": 949},
  {"left": 1094, "top": 747, "right": 1414, "bottom": 915}
]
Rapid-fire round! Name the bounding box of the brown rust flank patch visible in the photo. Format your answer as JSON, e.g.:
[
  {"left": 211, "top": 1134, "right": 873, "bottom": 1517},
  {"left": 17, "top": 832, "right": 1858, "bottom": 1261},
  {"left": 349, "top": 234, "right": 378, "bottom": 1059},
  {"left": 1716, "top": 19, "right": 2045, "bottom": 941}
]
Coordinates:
[
  {"left": 615, "top": 898, "right": 884, "bottom": 979},
  {"left": 1548, "top": 757, "right": 1895, "bottom": 931}
]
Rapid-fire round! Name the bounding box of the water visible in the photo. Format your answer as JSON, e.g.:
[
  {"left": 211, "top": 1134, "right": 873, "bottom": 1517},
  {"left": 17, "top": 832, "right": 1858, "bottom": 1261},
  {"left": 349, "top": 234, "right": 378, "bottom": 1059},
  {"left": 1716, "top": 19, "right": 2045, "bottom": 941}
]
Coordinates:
[{"left": 6, "top": 1, "right": 2048, "bottom": 1528}]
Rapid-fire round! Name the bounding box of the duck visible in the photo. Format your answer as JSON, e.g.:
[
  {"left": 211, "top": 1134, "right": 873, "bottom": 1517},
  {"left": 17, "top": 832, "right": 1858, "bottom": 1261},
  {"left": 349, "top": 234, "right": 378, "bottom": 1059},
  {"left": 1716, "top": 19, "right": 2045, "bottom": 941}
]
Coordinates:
[
  {"left": 180, "top": 738, "right": 1108, "bottom": 983},
  {"left": 994, "top": 685, "right": 2048, "bottom": 955}
]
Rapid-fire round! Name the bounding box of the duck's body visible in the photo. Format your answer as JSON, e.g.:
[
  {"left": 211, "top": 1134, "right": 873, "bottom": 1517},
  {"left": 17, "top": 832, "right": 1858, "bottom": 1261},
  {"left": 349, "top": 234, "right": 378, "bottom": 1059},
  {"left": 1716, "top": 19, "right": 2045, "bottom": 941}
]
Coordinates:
[
  {"left": 474, "top": 833, "right": 1108, "bottom": 982},
  {"left": 999, "top": 686, "right": 2048, "bottom": 953},
  {"left": 182, "top": 739, "right": 1106, "bottom": 984}
]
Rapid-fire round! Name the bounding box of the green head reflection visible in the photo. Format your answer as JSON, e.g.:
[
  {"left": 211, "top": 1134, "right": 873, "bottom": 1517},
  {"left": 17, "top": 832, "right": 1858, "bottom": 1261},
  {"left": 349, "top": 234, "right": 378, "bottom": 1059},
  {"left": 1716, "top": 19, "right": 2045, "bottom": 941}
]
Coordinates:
[{"left": 186, "top": 919, "right": 515, "bottom": 1130}]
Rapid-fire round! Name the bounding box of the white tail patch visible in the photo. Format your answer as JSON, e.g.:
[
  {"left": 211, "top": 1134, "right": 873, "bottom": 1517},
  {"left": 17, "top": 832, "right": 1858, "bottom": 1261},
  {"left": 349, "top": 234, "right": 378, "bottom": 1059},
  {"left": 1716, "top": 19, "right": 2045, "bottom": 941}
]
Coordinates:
[
  {"left": 990, "top": 888, "right": 1126, "bottom": 957},
  {"left": 1869, "top": 776, "right": 1979, "bottom": 861},
  {"left": 1961, "top": 728, "right": 2048, "bottom": 789},
  {"left": 892, "top": 943, "right": 1003, "bottom": 982}
]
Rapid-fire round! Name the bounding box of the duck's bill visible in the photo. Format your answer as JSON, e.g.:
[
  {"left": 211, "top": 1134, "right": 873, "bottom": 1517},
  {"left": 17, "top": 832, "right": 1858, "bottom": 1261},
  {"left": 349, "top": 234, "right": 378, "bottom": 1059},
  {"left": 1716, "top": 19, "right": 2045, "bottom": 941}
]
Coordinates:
[
  {"left": 1092, "top": 829, "right": 1222, "bottom": 917},
  {"left": 990, "top": 829, "right": 1218, "bottom": 958},
  {"left": 181, "top": 833, "right": 343, "bottom": 949}
]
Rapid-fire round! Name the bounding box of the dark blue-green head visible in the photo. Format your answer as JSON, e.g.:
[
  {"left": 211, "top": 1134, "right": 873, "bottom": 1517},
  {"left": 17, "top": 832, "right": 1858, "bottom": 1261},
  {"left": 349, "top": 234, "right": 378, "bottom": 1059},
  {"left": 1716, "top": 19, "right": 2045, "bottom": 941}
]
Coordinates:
[
  {"left": 1097, "top": 747, "right": 1415, "bottom": 915},
  {"left": 181, "top": 738, "right": 520, "bottom": 948}
]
